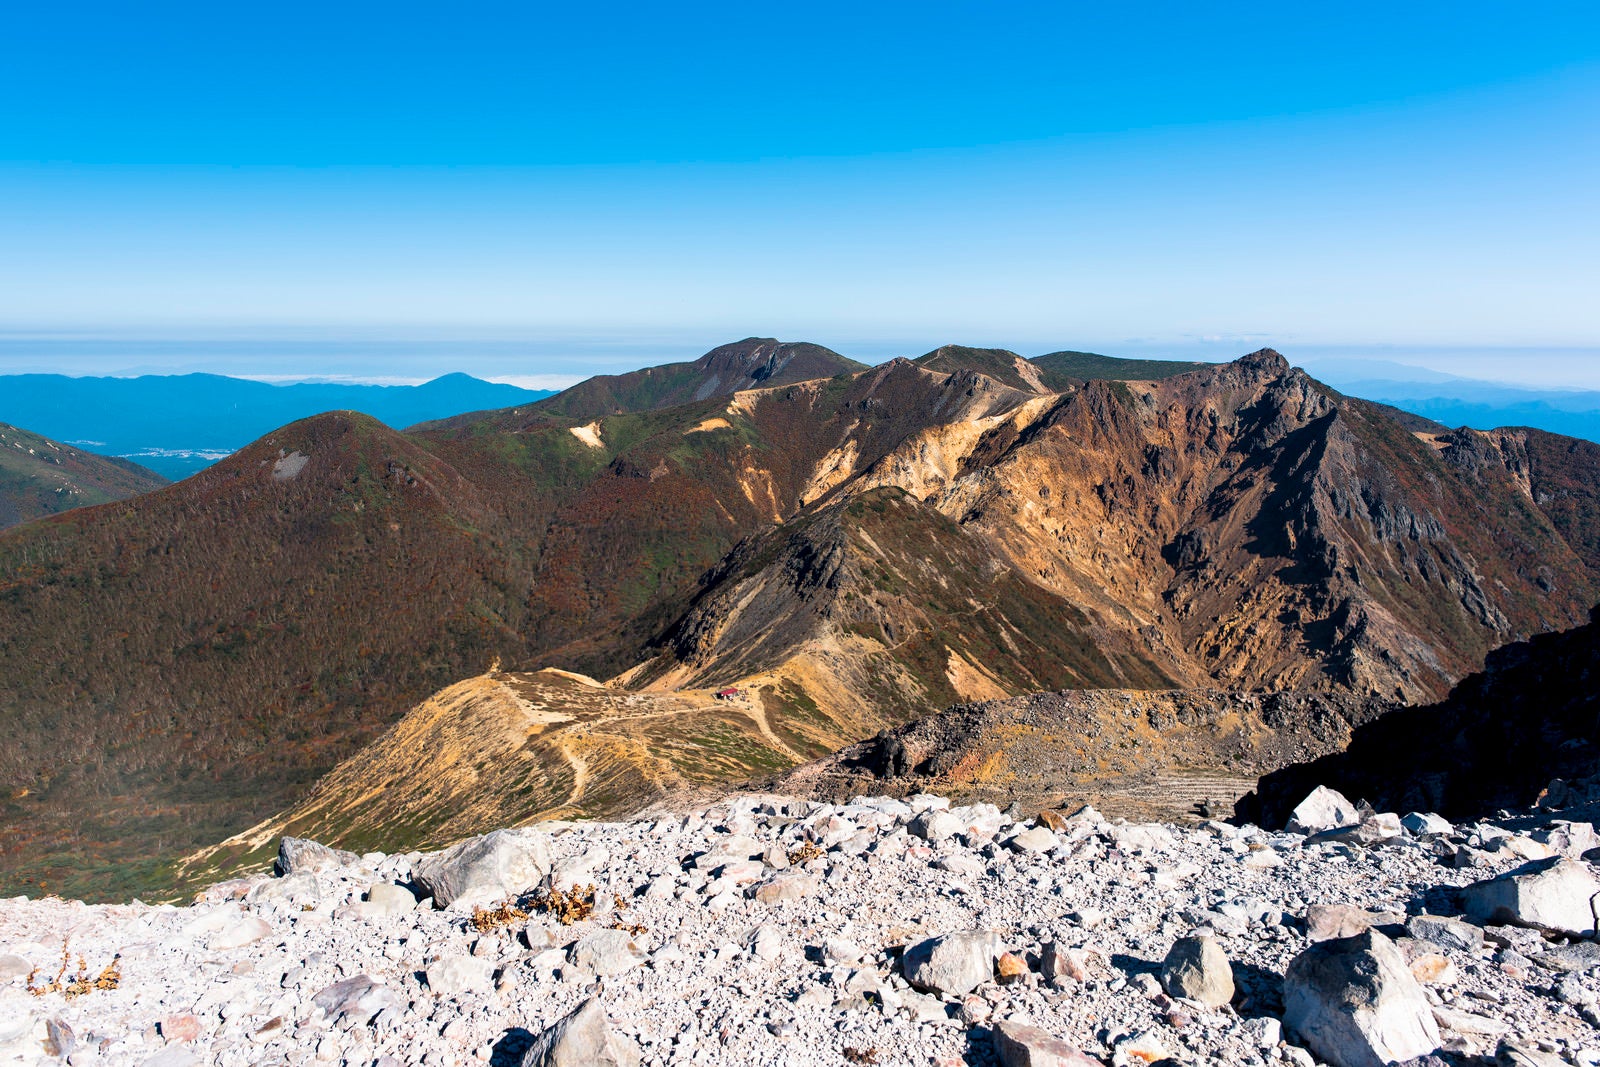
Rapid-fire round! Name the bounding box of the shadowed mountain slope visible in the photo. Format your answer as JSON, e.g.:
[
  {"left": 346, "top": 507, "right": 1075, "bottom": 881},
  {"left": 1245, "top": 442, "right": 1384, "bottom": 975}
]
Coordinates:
[
  {"left": 5, "top": 341, "right": 1600, "bottom": 898},
  {"left": 0, "top": 423, "right": 167, "bottom": 529},
  {"left": 1242, "top": 604, "right": 1600, "bottom": 827}
]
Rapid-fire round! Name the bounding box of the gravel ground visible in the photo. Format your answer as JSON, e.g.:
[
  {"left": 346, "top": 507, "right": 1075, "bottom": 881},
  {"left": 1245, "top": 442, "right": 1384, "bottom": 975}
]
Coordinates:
[{"left": 3, "top": 793, "right": 1599, "bottom": 1066}]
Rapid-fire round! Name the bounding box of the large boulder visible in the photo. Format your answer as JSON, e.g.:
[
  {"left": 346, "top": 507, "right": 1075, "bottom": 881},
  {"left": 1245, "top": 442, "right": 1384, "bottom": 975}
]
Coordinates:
[
  {"left": 274, "top": 836, "right": 358, "bottom": 876},
  {"left": 1285, "top": 787, "right": 1359, "bottom": 835},
  {"left": 902, "top": 930, "right": 1002, "bottom": 996},
  {"left": 1283, "top": 929, "right": 1440, "bottom": 1067},
  {"left": 1462, "top": 857, "right": 1600, "bottom": 938},
  {"left": 413, "top": 829, "right": 551, "bottom": 909},
  {"left": 1160, "top": 935, "right": 1234, "bottom": 1008},
  {"left": 521, "top": 998, "right": 640, "bottom": 1067}
]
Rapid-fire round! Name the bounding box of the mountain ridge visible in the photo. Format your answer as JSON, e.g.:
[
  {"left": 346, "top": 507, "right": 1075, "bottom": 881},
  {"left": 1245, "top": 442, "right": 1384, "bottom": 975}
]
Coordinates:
[{"left": 4, "top": 339, "right": 1600, "bottom": 898}]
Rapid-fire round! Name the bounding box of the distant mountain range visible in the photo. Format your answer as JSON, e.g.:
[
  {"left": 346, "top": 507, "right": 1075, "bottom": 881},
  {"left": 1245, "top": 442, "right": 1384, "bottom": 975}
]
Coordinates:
[
  {"left": 0, "top": 371, "right": 555, "bottom": 479},
  {"left": 1308, "top": 363, "right": 1600, "bottom": 445},
  {"left": 5, "top": 336, "right": 1600, "bottom": 899}
]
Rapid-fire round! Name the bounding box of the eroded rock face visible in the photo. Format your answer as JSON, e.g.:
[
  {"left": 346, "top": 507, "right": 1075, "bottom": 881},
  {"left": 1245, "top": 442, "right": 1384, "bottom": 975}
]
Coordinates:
[
  {"left": 521, "top": 998, "right": 640, "bottom": 1067},
  {"left": 412, "top": 829, "right": 551, "bottom": 909},
  {"left": 1462, "top": 857, "right": 1600, "bottom": 938},
  {"left": 1283, "top": 929, "right": 1440, "bottom": 1067},
  {"left": 902, "top": 930, "right": 1002, "bottom": 996}
]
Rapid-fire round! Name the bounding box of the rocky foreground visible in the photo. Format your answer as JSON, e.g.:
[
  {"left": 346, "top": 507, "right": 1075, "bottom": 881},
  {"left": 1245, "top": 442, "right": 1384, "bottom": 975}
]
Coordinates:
[{"left": 5, "top": 792, "right": 1600, "bottom": 1067}]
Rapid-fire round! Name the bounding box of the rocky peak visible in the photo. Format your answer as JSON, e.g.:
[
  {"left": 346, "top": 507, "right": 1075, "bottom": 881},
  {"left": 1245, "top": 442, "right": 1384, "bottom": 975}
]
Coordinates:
[{"left": 1234, "top": 348, "right": 1292, "bottom": 375}]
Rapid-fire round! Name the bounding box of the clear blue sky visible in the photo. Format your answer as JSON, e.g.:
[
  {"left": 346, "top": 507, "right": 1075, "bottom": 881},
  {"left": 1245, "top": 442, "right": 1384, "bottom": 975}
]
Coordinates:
[{"left": 1, "top": 2, "right": 1597, "bottom": 383}]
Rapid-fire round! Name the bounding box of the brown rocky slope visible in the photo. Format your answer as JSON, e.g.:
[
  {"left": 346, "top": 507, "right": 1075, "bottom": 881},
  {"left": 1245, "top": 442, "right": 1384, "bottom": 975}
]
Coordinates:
[{"left": 5, "top": 342, "right": 1600, "bottom": 898}]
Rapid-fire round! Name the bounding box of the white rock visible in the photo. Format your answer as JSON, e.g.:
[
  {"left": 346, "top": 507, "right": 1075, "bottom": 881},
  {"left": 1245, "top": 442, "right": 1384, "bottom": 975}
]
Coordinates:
[
  {"left": 1283, "top": 929, "right": 1440, "bottom": 1067},
  {"left": 1285, "top": 786, "right": 1360, "bottom": 836},
  {"left": 909, "top": 810, "right": 965, "bottom": 843},
  {"left": 210, "top": 915, "right": 272, "bottom": 950},
  {"left": 571, "top": 929, "right": 645, "bottom": 977},
  {"left": 1244, "top": 1016, "right": 1283, "bottom": 1048},
  {"left": 426, "top": 954, "right": 494, "bottom": 996},
  {"left": 1462, "top": 857, "right": 1600, "bottom": 938},
  {"left": 364, "top": 882, "right": 418, "bottom": 915},
  {"left": 1431, "top": 1006, "right": 1512, "bottom": 1037},
  {"left": 1010, "top": 827, "right": 1061, "bottom": 854}
]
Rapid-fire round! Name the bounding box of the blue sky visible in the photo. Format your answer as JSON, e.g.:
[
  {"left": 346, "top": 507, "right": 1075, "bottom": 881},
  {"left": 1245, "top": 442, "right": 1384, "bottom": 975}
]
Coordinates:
[{"left": 1, "top": 2, "right": 1597, "bottom": 385}]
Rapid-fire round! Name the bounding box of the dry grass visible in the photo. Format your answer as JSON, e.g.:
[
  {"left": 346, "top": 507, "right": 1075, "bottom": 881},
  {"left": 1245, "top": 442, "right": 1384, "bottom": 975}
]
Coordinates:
[
  {"left": 787, "top": 841, "right": 824, "bottom": 864},
  {"left": 471, "top": 899, "right": 531, "bottom": 934},
  {"left": 27, "top": 943, "right": 121, "bottom": 999},
  {"left": 536, "top": 884, "right": 597, "bottom": 924}
]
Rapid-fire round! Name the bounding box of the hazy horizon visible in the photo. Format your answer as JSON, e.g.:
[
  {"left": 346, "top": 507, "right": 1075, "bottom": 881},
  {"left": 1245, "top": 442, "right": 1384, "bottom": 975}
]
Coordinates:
[{"left": 2, "top": 329, "right": 1600, "bottom": 393}]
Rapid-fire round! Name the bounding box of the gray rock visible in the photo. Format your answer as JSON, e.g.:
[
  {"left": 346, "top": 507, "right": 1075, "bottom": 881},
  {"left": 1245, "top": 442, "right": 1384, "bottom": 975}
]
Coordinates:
[
  {"left": 1497, "top": 1041, "right": 1569, "bottom": 1067},
  {"left": 1286, "top": 786, "right": 1359, "bottom": 835},
  {"left": 1407, "top": 914, "right": 1484, "bottom": 954},
  {"left": 1160, "top": 935, "right": 1234, "bottom": 1008},
  {"left": 571, "top": 928, "right": 645, "bottom": 977},
  {"left": 413, "top": 829, "right": 551, "bottom": 908},
  {"left": 0, "top": 954, "right": 30, "bottom": 982},
  {"left": 1462, "top": 857, "right": 1600, "bottom": 938},
  {"left": 521, "top": 997, "right": 641, "bottom": 1067},
  {"left": 1283, "top": 929, "right": 1440, "bottom": 1067},
  {"left": 992, "top": 1019, "right": 1101, "bottom": 1066},
  {"left": 902, "top": 929, "right": 1001, "bottom": 996},
  {"left": 1542, "top": 940, "right": 1600, "bottom": 974},
  {"left": 274, "top": 836, "right": 357, "bottom": 876},
  {"left": 1402, "top": 812, "right": 1453, "bottom": 836}
]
